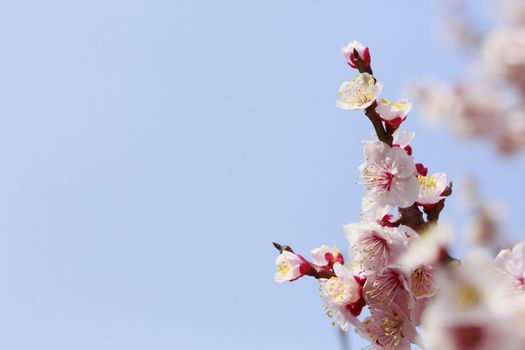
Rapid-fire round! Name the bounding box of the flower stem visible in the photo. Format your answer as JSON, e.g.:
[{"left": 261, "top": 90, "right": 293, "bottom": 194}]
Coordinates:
[{"left": 365, "top": 105, "right": 393, "bottom": 146}]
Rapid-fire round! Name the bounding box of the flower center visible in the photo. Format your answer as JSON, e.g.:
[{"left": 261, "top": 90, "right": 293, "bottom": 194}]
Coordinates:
[
  {"left": 381, "top": 313, "right": 404, "bottom": 348},
  {"left": 516, "top": 275, "right": 525, "bottom": 288},
  {"left": 339, "top": 74, "right": 377, "bottom": 107},
  {"left": 353, "top": 233, "right": 389, "bottom": 270},
  {"left": 457, "top": 283, "right": 481, "bottom": 309},
  {"left": 324, "top": 277, "right": 354, "bottom": 306},
  {"left": 363, "top": 169, "right": 394, "bottom": 192},
  {"left": 418, "top": 175, "right": 437, "bottom": 190},
  {"left": 278, "top": 261, "right": 291, "bottom": 277},
  {"left": 366, "top": 269, "right": 402, "bottom": 303},
  {"left": 411, "top": 267, "right": 436, "bottom": 299}
]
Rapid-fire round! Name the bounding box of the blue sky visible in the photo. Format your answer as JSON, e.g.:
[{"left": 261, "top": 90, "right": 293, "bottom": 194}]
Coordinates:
[{"left": 0, "top": 1, "right": 521, "bottom": 349}]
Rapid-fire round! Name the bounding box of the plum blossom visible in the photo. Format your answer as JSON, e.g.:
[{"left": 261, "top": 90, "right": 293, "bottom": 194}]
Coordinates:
[
  {"left": 376, "top": 99, "right": 412, "bottom": 122},
  {"left": 494, "top": 242, "right": 525, "bottom": 302},
  {"left": 341, "top": 40, "right": 371, "bottom": 68},
  {"left": 310, "top": 245, "right": 343, "bottom": 267},
  {"left": 376, "top": 99, "right": 413, "bottom": 132},
  {"left": 363, "top": 264, "right": 411, "bottom": 305},
  {"left": 337, "top": 73, "right": 383, "bottom": 110},
  {"left": 321, "top": 263, "right": 361, "bottom": 307},
  {"left": 344, "top": 222, "right": 414, "bottom": 273},
  {"left": 357, "top": 303, "right": 420, "bottom": 350},
  {"left": 320, "top": 262, "right": 365, "bottom": 330},
  {"left": 274, "top": 251, "right": 309, "bottom": 283},
  {"left": 417, "top": 172, "right": 448, "bottom": 206},
  {"left": 359, "top": 140, "right": 419, "bottom": 210}
]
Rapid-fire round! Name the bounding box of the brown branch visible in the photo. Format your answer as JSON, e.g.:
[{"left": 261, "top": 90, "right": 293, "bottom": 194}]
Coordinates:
[
  {"left": 365, "top": 104, "right": 393, "bottom": 146},
  {"left": 396, "top": 204, "right": 426, "bottom": 231}
]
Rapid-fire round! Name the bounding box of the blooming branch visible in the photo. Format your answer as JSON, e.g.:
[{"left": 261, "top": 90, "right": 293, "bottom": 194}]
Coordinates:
[{"left": 272, "top": 40, "right": 525, "bottom": 350}]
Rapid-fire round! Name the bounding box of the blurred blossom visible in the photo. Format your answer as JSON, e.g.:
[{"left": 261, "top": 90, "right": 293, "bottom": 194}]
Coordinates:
[
  {"left": 503, "top": 0, "right": 525, "bottom": 26},
  {"left": 494, "top": 242, "right": 525, "bottom": 303},
  {"left": 483, "top": 27, "right": 525, "bottom": 88},
  {"left": 399, "top": 223, "right": 453, "bottom": 269},
  {"left": 467, "top": 203, "right": 503, "bottom": 248},
  {"left": 410, "top": 82, "right": 503, "bottom": 138},
  {"left": 461, "top": 177, "right": 509, "bottom": 251},
  {"left": 411, "top": 0, "right": 525, "bottom": 154},
  {"left": 496, "top": 105, "right": 525, "bottom": 153},
  {"left": 422, "top": 251, "right": 522, "bottom": 350}
]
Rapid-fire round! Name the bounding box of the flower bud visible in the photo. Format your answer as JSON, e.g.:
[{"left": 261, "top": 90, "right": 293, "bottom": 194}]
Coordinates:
[{"left": 341, "top": 40, "right": 371, "bottom": 69}]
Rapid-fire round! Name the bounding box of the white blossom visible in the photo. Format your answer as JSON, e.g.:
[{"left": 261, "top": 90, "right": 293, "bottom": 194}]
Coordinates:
[
  {"left": 337, "top": 73, "right": 382, "bottom": 110},
  {"left": 417, "top": 172, "right": 448, "bottom": 205},
  {"left": 274, "top": 251, "right": 307, "bottom": 283},
  {"left": 376, "top": 98, "right": 412, "bottom": 122}
]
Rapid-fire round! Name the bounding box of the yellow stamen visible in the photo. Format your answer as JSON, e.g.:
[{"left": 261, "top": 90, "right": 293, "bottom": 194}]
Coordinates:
[
  {"left": 457, "top": 283, "right": 481, "bottom": 309},
  {"left": 380, "top": 98, "right": 405, "bottom": 110},
  {"left": 418, "top": 175, "right": 437, "bottom": 190}
]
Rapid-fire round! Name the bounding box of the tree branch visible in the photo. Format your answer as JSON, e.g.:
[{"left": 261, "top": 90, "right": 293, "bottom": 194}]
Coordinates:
[{"left": 365, "top": 104, "right": 393, "bottom": 146}]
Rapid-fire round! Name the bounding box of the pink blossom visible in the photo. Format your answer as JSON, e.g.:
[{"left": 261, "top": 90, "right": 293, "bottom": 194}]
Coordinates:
[
  {"left": 344, "top": 222, "right": 413, "bottom": 273},
  {"left": 359, "top": 140, "right": 419, "bottom": 210},
  {"left": 410, "top": 265, "right": 438, "bottom": 300},
  {"left": 363, "top": 264, "right": 411, "bottom": 306},
  {"left": 357, "top": 303, "right": 419, "bottom": 350}
]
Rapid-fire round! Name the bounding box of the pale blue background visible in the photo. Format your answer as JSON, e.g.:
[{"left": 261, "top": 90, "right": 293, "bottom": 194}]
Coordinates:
[{"left": 0, "top": 1, "right": 520, "bottom": 349}]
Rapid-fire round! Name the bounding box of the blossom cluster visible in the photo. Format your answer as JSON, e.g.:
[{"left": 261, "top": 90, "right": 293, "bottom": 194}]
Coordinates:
[
  {"left": 410, "top": 0, "right": 525, "bottom": 154},
  {"left": 273, "top": 41, "right": 525, "bottom": 350}
]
